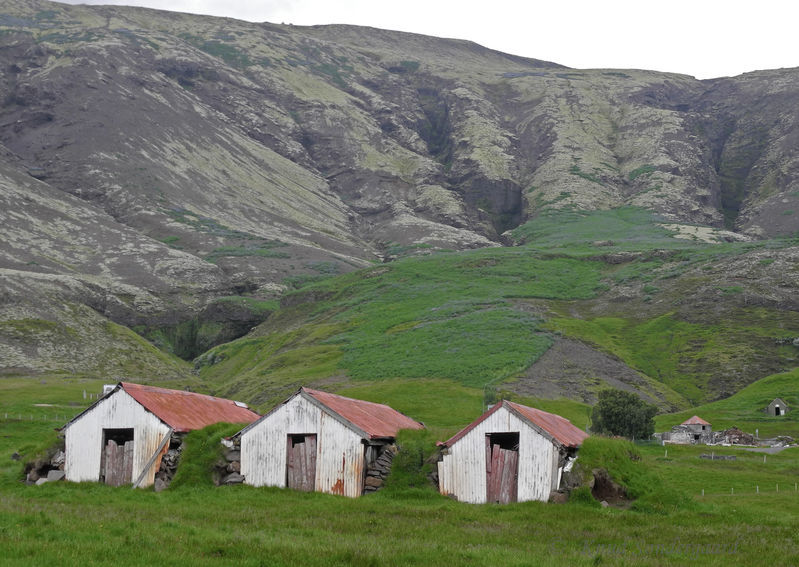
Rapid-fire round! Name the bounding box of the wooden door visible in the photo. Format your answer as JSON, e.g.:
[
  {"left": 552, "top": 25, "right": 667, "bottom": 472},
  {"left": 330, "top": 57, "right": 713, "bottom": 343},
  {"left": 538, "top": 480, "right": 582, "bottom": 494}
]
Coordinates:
[
  {"left": 101, "top": 432, "right": 134, "bottom": 487},
  {"left": 486, "top": 433, "right": 519, "bottom": 503},
  {"left": 286, "top": 434, "right": 317, "bottom": 492}
]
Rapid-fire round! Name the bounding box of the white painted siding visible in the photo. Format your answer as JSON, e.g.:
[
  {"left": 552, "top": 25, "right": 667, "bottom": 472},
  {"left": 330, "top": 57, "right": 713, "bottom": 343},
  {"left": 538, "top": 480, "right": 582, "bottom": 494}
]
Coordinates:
[
  {"left": 64, "top": 390, "right": 170, "bottom": 487},
  {"left": 438, "top": 405, "right": 558, "bottom": 503},
  {"left": 240, "top": 395, "right": 366, "bottom": 497}
]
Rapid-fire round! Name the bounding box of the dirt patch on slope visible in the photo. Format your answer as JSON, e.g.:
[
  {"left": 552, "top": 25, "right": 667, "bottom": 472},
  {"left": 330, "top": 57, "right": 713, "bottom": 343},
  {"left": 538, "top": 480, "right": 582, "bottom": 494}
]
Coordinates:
[{"left": 507, "top": 338, "right": 665, "bottom": 407}]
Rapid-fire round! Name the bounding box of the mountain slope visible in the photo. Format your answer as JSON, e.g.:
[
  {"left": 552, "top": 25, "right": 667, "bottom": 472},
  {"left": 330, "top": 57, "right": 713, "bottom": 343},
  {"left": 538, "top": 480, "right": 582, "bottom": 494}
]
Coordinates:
[{"left": 0, "top": 1, "right": 798, "bottom": 397}]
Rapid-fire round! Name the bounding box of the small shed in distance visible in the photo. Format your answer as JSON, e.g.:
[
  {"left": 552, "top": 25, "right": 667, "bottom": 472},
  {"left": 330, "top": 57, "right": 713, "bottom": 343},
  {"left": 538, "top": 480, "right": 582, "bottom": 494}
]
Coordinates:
[
  {"left": 62, "top": 382, "right": 260, "bottom": 487},
  {"left": 766, "top": 398, "right": 789, "bottom": 417},
  {"left": 660, "top": 415, "right": 712, "bottom": 445},
  {"left": 236, "top": 387, "right": 424, "bottom": 497},
  {"left": 436, "top": 400, "right": 588, "bottom": 504}
]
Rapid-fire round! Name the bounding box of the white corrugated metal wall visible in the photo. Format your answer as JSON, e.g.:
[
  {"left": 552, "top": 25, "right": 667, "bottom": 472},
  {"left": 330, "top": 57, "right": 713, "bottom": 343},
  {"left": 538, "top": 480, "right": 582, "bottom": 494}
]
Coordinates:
[
  {"left": 64, "top": 389, "right": 170, "bottom": 487},
  {"left": 240, "top": 394, "right": 367, "bottom": 497},
  {"left": 437, "top": 405, "right": 558, "bottom": 503}
]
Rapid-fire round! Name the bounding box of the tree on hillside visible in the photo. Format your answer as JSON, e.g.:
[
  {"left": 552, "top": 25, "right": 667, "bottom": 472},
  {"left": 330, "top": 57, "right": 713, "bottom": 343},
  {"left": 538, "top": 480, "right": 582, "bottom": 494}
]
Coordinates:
[{"left": 590, "top": 389, "right": 658, "bottom": 440}]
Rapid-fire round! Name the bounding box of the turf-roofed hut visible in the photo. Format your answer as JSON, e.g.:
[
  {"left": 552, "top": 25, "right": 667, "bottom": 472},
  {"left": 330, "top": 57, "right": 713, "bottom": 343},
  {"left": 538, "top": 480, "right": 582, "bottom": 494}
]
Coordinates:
[
  {"left": 766, "top": 398, "right": 789, "bottom": 417},
  {"left": 437, "top": 400, "right": 588, "bottom": 504},
  {"left": 234, "top": 387, "right": 424, "bottom": 497},
  {"left": 62, "top": 382, "right": 260, "bottom": 488}
]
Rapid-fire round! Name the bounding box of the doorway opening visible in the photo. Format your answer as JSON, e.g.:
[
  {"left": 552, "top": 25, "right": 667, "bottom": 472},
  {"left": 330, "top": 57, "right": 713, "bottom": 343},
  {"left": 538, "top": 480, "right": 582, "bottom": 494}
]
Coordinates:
[
  {"left": 486, "top": 432, "right": 519, "bottom": 503},
  {"left": 100, "top": 428, "right": 134, "bottom": 486}
]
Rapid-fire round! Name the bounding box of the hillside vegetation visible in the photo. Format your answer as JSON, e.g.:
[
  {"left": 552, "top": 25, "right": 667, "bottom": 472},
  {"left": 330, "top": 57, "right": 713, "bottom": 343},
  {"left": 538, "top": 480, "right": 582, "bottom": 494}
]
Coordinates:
[
  {"left": 195, "top": 208, "right": 799, "bottom": 413},
  {"left": 1, "top": 0, "right": 799, "bottom": 382}
]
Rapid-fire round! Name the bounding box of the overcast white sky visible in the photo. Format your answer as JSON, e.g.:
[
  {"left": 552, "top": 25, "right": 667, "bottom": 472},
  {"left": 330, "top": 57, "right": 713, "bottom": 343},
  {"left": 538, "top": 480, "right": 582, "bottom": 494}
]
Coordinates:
[{"left": 58, "top": 0, "right": 797, "bottom": 79}]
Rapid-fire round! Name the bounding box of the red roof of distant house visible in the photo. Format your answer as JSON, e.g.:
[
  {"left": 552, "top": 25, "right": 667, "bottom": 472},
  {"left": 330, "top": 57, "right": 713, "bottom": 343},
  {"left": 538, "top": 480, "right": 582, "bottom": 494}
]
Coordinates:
[
  {"left": 121, "top": 382, "right": 260, "bottom": 432},
  {"left": 681, "top": 415, "right": 711, "bottom": 426},
  {"left": 303, "top": 388, "right": 424, "bottom": 439},
  {"left": 441, "top": 400, "right": 588, "bottom": 449}
]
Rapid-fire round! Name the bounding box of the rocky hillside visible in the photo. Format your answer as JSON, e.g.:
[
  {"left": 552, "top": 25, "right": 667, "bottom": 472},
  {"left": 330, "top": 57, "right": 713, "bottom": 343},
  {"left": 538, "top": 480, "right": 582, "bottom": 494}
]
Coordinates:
[{"left": 1, "top": 0, "right": 798, "bottom": 385}]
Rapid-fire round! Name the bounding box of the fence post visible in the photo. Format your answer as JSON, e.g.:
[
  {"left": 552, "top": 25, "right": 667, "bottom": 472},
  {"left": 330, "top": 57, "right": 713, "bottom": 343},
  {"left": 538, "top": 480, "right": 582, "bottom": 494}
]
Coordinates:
[{"left": 756, "top": 485, "right": 759, "bottom": 493}]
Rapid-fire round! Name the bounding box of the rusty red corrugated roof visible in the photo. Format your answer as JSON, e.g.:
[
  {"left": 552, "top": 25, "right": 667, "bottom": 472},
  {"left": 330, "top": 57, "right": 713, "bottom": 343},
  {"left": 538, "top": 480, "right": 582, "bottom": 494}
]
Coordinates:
[
  {"left": 303, "top": 388, "right": 424, "bottom": 439},
  {"left": 441, "top": 400, "right": 588, "bottom": 449},
  {"left": 681, "top": 415, "right": 711, "bottom": 426},
  {"left": 506, "top": 401, "right": 589, "bottom": 448},
  {"left": 121, "top": 382, "right": 260, "bottom": 432}
]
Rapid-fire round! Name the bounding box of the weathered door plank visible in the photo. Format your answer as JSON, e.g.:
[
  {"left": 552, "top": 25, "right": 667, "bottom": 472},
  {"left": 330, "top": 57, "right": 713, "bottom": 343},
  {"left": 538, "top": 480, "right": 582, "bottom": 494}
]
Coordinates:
[
  {"left": 305, "top": 435, "right": 317, "bottom": 491},
  {"left": 487, "top": 443, "right": 519, "bottom": 503},
  {"left": 287, "top": 434, "right": 317, "bottom": 492}
]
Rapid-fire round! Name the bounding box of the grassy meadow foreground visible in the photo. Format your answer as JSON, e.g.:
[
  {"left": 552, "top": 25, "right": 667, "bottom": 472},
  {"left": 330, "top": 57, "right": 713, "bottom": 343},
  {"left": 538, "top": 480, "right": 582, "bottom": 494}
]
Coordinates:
[{"left": 2, "top": 377, "right": 798, "bottom": 566}]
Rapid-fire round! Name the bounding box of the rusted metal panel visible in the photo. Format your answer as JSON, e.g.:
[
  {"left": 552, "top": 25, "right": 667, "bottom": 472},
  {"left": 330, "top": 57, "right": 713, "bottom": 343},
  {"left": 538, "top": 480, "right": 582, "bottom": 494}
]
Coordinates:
[
  {"left": 303, "top": 388, "right": 423, "bottom": 439},
  {"left": 506, "top": 402, "right": 588, "bottom": 448},
  {"left": 443, "top": 400, "right": 587, "bottom": 449},
  {"left": 438, "top": 404, "right": 562, "bottom": 503},
  {"left": 120, "top": 382, "right": 260, "bottom": 432}
]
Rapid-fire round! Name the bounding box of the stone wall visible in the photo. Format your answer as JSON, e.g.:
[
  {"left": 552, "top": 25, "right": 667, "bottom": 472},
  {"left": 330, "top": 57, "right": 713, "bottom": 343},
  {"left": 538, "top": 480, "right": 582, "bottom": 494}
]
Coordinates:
[
  {"left": 153, "top": 433, "right": 185, "bottom": 492},
  {"left": 363, "top": 444, "right": 397, "bottom": 493},
  {"left": 23, "top": 446, "right": 65, "bottom": 485}
]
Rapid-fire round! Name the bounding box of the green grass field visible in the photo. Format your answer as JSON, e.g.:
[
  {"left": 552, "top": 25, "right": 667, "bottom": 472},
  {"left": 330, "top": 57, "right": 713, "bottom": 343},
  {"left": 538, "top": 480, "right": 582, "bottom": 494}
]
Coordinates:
[{"left": 2, "top": 377, "right": 799, "bottom": 566}]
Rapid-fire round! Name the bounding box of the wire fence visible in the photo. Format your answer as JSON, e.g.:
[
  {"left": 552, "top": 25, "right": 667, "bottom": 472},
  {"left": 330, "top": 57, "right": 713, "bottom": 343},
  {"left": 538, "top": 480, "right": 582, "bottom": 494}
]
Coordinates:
[
  {"left": 2, "top": 412, "right": 73, "bottom": 423},
  {"left": 697, "top": 483, "right": 799, "bottom": 496},
  {"left": 1, "top": 390, "right": 106, "bottom": 424}
]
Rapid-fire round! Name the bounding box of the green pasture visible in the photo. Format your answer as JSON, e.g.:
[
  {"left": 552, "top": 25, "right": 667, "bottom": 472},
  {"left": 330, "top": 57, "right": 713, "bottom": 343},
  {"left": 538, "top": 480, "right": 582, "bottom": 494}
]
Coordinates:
[{"left": 2, "top": 377, "right": 799, "bottom": 566}]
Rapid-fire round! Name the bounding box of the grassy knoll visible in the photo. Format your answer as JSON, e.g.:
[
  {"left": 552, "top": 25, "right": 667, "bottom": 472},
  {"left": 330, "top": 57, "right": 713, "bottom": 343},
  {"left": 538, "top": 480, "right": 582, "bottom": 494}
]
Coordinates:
[
  {"left": 2, "top": 379, "right": 799, "bottom": 566},
  {"left": 511, "top": 207, "right": 683, "bottom": 252},
  {"left": 512, "top": 206, "right": 797, "bottom": 256}
]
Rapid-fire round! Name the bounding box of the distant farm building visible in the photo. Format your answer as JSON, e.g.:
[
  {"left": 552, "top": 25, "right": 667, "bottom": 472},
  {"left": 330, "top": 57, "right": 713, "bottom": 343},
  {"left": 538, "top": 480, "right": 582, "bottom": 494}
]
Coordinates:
[
  {"left": 62, "top": 382, "right": 259, "bottom": 488},
  {"left": 235, "top": 388, "right": 424, "bottom": 497},
  {"left": 766, "top": 398, "right": 789, "bottom": 417},
  {"left": 436, "top": 400, "right": 588, "bottom": 504},
  {"left": 659, "top": 415, "right": 713, "bottom": 445}
]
